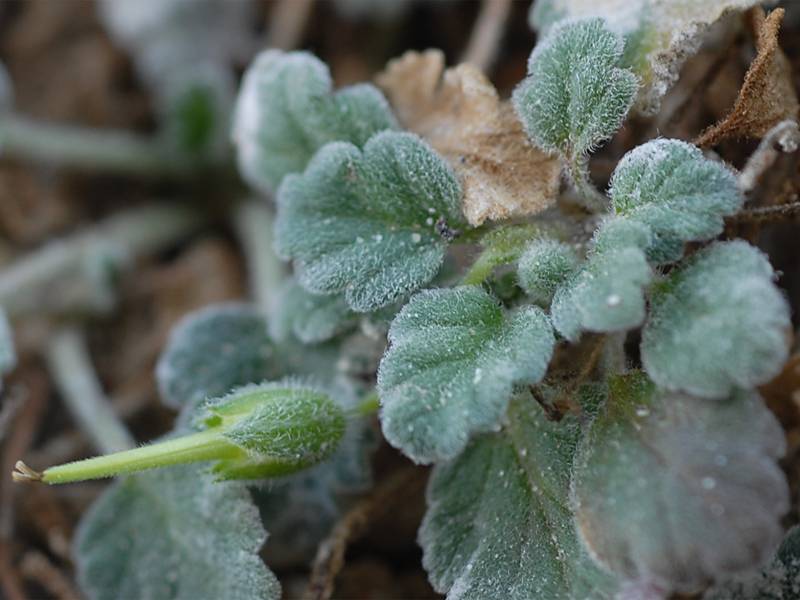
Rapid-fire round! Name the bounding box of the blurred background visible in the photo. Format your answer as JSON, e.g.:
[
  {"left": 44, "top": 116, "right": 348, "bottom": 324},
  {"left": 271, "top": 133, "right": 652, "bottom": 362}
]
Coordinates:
[{"left": 0, "top": 1, "right": 799, "bottom": 599}]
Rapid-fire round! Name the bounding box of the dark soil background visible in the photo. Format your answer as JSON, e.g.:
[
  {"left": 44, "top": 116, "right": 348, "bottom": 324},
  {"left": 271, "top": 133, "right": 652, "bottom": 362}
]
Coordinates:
[{"left": 1, "top": 1, "right": 799, "bottom": 599}]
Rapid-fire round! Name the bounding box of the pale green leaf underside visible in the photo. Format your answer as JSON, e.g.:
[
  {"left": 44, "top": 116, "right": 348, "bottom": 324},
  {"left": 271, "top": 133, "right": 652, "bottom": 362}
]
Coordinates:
[
  {"left": 156, "top": 304, "right": 276, "bottom": 410},
  {"left": 642, "top": 241, "right": 790, "bottom": 399},
  {"left": 572, "top": 373, "right": 788, "bottom": 594},
  {"left": 704, "top": 526, "right": 800, "bottom": 600},
  {"left": 378, "top": 286, "right": 555, "bottom": 464},
  {"left": 512, "top": 18, "right": 637, "bottom": 157},
  {"left": 271, "top": 279, "right": 358, "bottom": 344},
  {"left": 275, "top": 131, "right": 465, "bottom": 312},
  {"left": 75, "top": 462, "right": 280, "bottom": 600},
  {"left": 420, "top": 394, "right": 618, "bottom": 599},
  {"left": 233, "top": 49, "right": 397, "bottom": 194},
  {"left": 610, "top": 138, "right": 743, "bottom": 263}
]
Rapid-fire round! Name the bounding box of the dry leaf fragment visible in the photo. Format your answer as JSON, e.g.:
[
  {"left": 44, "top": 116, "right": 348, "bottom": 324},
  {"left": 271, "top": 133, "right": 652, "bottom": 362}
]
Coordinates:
[
  {"left": 697, "top": 8, "right": 800, "bottom": 148},
  {"left": 376, "top": 49, "right": 560, "bottom": 227}
]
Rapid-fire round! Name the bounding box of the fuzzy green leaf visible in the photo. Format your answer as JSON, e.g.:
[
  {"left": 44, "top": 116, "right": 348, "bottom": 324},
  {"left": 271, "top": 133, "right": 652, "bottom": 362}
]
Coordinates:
[
  {"left": 200, "top": 382, "right": 346, "bottom": 480},
  {"left": 75, "top": 462, "right": 280, "bottom": 600},
  {"left": 572, "top": 373, "right": 789, "bottom": 594},
  {"left": 704, "top": 526, "right": 800, "bottom": 600},
  {"left": 512, "top": 18, "right": 637, "bottom": 158},
  {"left": 420, "top": 393, "right": 618, "bottom": 599},
  {"left": 270, "top": 279, "right": 358, "bottom": 344},
  {"left": 461, "top": 224, "right": 543, "bottom": 285},
  {"left": 378, "top": 286, "right": 554, "bottom": 463},
  {"left": 642, "top": 241, "right": 790, "bottom": 398},
  {"left": 517, "top": 238, "right": 579, "bottom": 304},
  {"left": 275, "top": 131, "right": 466, "bottom": 312},
  {"left": 233, "top": 49, "right": 397, "bottom": 194},
  {"left": 610, "top": 139, "right": 743, "bottom": 263},
  {"left": 550, "top": 227, "right": 651, "bottom": 341},
  {"left": 156, "top": 304, "right": 276, "bottom": 410}
]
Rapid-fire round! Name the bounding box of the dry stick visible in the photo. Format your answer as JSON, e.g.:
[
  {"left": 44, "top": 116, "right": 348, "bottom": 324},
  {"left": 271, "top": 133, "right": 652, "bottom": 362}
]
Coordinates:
[
  {"left": 20, "top": 551, "right": 81, "bottom": 600},
  {"left": 461, "top": 0, "right": 513, "bottom": 73},
  {"left": 0, "top": 203, "right": 204, "bottom": 319},
  {"left": 44, "top": 327, "right": 135, "bottom": 455},
  {"left": 304, "top": 467, "right": 425, "bottom": 600},
  {"left": 738, "top": 119, "right": 800, "bottom": 194},
  {"left": 728, "top": 201, "right": 800, "bottom": 224},
  {"left": 267, "top": 0, "right": 315, "bottom": 50}
]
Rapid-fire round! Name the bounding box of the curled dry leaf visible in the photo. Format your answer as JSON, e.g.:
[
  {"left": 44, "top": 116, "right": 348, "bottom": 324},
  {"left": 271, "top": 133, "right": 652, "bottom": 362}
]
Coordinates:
[
  {"left": 697, "top": 8, "right": 800, "bottom": 148},
  {"left": 376, "top": 49, "right": 560, "bottom": 227}
]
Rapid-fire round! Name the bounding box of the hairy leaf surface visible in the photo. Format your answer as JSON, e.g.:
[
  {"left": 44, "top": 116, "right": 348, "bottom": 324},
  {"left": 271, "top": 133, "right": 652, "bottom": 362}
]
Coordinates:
[
  {"left": 75, "top": 462, "right": 280, "bottom": 600},
  {"left": 156, "top": 304, "right": 276, "bottom": 410},
  {"left": 378, "top": 286, "right": 554, "bottom": 463},
  {"left": 271, "top": 279, "right": 358, "bottom": 344},
  {"left": 420, "top": 394, "right": 618, "bottom": 599},
  {"left": 233, "top": 50, "right": 396, "bottom": 194},
  {"left": 610, "top": 139, "right": 743, "bottom": 263},
  {"left": 518, "top": 239, "right": 580, "bottom": 305},
  {"left": 513, "top": 18, "right": 637, "bottom": 157},
  {"left": 704, "top": 526, "right": 800, "bottom": 600},
  {"left": 275, "top": 131, "right": 465, "bottom": 312},
  {"left": 572, "top": 373, "right": 789, "bottom": 593},
  {"left": 642, "top": 241, "right": 790, "bottom": 398}
]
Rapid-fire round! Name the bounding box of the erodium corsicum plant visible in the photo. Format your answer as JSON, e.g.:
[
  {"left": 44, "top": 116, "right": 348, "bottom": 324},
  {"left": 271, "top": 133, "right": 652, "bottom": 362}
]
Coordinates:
[{"left": 14, "top": 16, "right": 800, "bottom": 600}]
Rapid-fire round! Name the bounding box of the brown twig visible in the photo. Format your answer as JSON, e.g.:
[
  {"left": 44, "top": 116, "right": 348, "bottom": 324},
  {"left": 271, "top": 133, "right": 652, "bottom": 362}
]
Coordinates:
[
  {"left": 303, "top": 467, "right": 425, "bottom": 600},
  {"left": 20, "top": 551, "right": 80, "bottom": 600},
  {"left": 460, "top": 0, "right": 512, "bottom": 73},
  {"left": 551, "top": 335, "right": 607, "bottom": 416},
  {"left": 727, "top": 201, "right": 800, "bottom": 223},
  {"left": 738, "top": 119, "right": 800, "bottom": 194},
  {"left": 266, "top": 0, "right": 315, "bottom": 50}
]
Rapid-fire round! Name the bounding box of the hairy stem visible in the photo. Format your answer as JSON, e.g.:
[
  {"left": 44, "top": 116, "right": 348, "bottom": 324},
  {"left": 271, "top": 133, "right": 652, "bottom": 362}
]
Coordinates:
[
  {"left": 44, "top": 327, "right": 135, "bottom": 455},
  {"left": 15, "top": 430, "right": 241, "bottom": 485},
  {"left": 0, "top": 114, "right": 192, "bottom": 177},
  {"left": 567, "top": 153, "right": 610, "bottom": 213}
]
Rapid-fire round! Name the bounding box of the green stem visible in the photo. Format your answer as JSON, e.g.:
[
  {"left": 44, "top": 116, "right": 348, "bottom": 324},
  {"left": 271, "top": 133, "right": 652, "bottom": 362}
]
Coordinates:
[
  {"left": 351, "top": 391, "right": 380, "bottom": 417},
  {"left": 0, "top": 114, "right": 192, "bottom": 177},
  {"left": 567, "top": 153, "right": 610, "bottom": 213},
  {"left": 461, "top": 252, "right": 497, "bottom": 286},
  {"left": 16, "top": 430, "right": 242, "bottom": 485}
]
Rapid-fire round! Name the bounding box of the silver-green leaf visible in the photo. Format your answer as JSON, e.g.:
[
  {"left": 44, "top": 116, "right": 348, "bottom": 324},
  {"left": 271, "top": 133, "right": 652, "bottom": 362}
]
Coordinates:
[
  {"left": 233, "top": 49, "right": 397, "bottom": 194},
  {"left": 517, "top": 238, "right": 579, "bottom": 304},
  {"left": 572, "top": 373, "right": 789, "bottom": 594},
  {"left": 75, "top": 462, "right": 280, "bottom": 600},
  {"left": 610, "top": 139, "right": 743, "bottom": 263},
  {"left": 420, "top": 394, "right": 618, "bottom": 599},
  {"left": 512, "top": 18, "right": 638, "bottom": 158},
  {"left": 378, "top": 286, "right": 555, "bottom": 464},
  {"left": 270, "top": 279, "right": 358, "bottom": 344},
  {"left": 275, "top": 131, "right": 466, "bottom": 312},
  {"left": 642, "top": 241, "right": 790, "bottom": 399}
]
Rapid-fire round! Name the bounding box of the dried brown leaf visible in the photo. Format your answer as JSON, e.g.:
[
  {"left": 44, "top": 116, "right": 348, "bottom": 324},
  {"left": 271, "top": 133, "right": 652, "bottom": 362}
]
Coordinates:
[
  {"left": 376, "top": 50, "right": 560, "bottom": 227},
  {"left": 696, "top": 8, "right": 799, "bottom": 148}
]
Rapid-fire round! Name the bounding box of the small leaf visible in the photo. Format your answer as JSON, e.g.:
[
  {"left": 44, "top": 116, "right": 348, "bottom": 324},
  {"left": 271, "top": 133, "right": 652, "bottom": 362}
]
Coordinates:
[
  {"left": 462, "top": 224, "right": 544, "bottom": 285},
  {"left": 378, "top": 286, "right": 554, "bottom": 463},
  {"left": 572, "top": 373, "right": 789, "bottom": 594},
  {"left": 75, "top": 461, "right": 280, "bottom": 600},
  {"left": 529, "top": 0, "right": 763, "bottom": 115},
  {"left": 697, "top": 8, "right": 799, "bottom": 147},
  {"left": 376, "top": 50, "right": 560, "bottom": 226},
  {"left": 201, "top": 382, "right": 346, "bottom": 480},
  {"left": 233, "top": 49, "right": 396, "bottom": 194},
  {"left": 610, "top": 138, "right": 743, "bottom": 263},
  {"left": 550, "top": 226, "right": 652, "bottom": 341},
  {"left": 512, "top": 18, "right": 637, "bottom": 158},
  {"left": 271, "top": 279, "right": 358, "bottom": 344},
  {"left": 156, "top": 304, "right": 276, "bottom": 410},
  {"left": 704, "top": 526, "right": 800, "bottom": 600},
  {"left": 275, "top": 131, "right": 466, "bottom": 312},
  {"left": 420, "top": 393, "right": 619, "bottom": 599},
  {"left": 642, "top": 241, "right": 790, "bottom": 398},
  {"left": 517, "top": 238, "right": 579, "bottom": 304}
]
